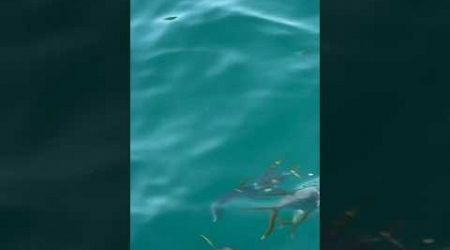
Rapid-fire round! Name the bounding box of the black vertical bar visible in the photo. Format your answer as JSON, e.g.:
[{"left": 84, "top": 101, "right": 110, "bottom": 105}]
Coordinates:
[
  {"left": 322, "top": 1, "right": 450, "bottom": 249},
  {"left": 0, "top": 1, "right": 130, "bottom": 249}
]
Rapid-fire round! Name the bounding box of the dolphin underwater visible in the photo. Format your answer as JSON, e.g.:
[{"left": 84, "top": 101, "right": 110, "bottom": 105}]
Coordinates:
[
  {"left": 210, "top": 160, "right": 301, "bottom": 222},
  {"left": 243, "top": 185, "right": 320, "bottom": 240}
]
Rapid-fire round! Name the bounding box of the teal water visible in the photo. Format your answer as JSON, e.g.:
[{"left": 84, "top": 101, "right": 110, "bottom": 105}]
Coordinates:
[{"left": 131, "top": 0, "right": 319, "bottom": 249}]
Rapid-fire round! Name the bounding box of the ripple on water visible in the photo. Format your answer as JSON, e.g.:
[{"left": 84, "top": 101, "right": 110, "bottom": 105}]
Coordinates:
[{"left": 132, "top": 0, "right": 319, "bottom": 248}]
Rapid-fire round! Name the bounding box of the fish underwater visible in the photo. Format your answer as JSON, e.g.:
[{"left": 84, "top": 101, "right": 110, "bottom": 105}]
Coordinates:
[
  {"left": 242, "top": 183, "right": 320, "bottom": 240},
  {"left": 210, "top": 160, "right": 302, "bottom": 222}
]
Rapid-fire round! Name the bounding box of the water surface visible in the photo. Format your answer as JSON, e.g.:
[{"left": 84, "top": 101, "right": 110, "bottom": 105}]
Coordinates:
[{"left": 131, "top": 0, "right": 319, "bottom": 249}]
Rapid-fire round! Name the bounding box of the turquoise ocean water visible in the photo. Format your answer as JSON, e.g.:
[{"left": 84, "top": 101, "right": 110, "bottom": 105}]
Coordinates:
[{"left": 131, "top": 0, "right": 319, "bottom": 249}]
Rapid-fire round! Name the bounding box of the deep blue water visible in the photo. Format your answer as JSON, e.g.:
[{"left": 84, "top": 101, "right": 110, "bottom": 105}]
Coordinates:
[{"left": 131, "top": 0, "right": 319, "bottom": 249}]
